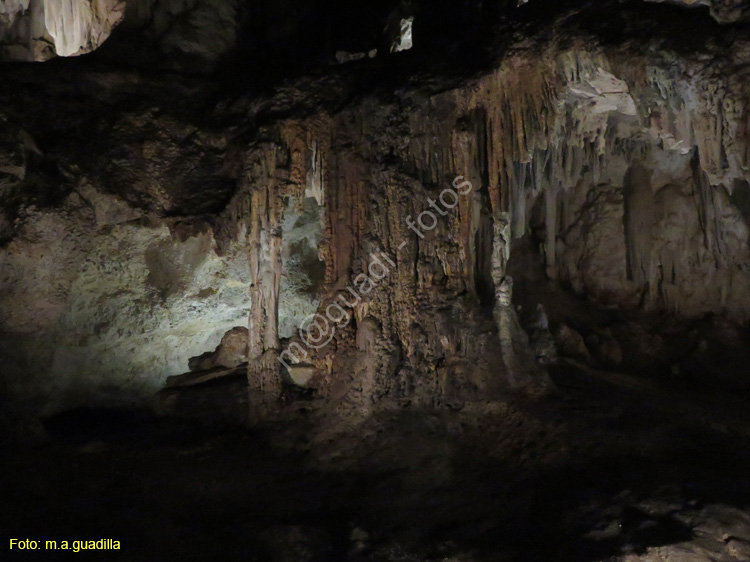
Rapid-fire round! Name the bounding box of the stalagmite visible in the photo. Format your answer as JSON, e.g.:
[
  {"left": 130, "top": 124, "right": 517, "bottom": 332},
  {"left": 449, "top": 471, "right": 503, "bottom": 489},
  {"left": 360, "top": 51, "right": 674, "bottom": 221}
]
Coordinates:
[
  {"left": 247, "top": 149, "right": 284, "bottom": 419},
  {"left": 624, "top": 162, "right": 654, "bottom": 287},
  {"left": 494, "top": 277, "right": 551, "bottom": 391}
]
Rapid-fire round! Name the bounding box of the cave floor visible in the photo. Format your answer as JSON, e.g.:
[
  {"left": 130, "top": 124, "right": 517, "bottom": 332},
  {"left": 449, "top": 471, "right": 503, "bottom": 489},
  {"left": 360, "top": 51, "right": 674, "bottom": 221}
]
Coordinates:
[{"left": 3, "top": 365, "right": 750, "bottom": 562}]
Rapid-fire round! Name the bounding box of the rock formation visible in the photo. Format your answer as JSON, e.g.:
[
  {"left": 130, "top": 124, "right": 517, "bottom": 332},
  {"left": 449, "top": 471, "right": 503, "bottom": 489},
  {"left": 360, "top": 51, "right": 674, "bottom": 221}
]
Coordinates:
[
  {"left": 0, "top": 0, "right": 125, "bottom": 61},
  {"left": 0, "top": 0, "right": 749, "bottom": 422},
  {"left": 4, "top": 3, "right": 750, "bottom": 561}
]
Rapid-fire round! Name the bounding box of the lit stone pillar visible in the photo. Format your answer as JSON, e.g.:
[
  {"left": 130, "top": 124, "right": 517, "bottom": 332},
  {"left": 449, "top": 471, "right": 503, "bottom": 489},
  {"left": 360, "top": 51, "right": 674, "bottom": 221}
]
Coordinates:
[
  {"left": 494, "top": 275, "right": 551, "bottom": 391},
  {"left": 44, "top": 0, "right": 126, "bottom": 57},
  {"left": 247, "top": 153, "right": 284, "bottom": 423},
  {"left": 492, "top": 219, "right": 553, "bottom": 393},
  {"left": 544, "top": 187, "right": 558, "bottom": 280},
  {"left": 491, "top": 211, "right": 511, "bottom": 289}
]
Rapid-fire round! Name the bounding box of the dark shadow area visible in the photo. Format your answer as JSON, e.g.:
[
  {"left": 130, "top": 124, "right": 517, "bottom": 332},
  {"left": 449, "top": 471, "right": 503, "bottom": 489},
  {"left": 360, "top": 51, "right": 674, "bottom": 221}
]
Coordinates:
[
  {"left": 731, "top": 179, "right": 750, "bottom": 237},
  {"left": 4, "top": 368, "right": 750, "bottom": 562}
]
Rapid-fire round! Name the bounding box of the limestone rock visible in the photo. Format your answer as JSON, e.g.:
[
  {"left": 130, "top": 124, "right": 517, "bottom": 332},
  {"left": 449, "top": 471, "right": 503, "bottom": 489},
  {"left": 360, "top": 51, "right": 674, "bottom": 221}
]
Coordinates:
[
  {"left": 3, "top": 1, "right": 750, "bottom": 416},
  {"left": 153, "top": 373, "right": 248, "bottom": 424},
  {"left": 523, "top": 304, "right": 558, "bottom": 365},
  {"left": 286, "top": 364, "right": 318, "bottom": 388},
  {"left": 335, "top": 51, "right": 366, "bottom": 64},
  {"left": 356, "top": 317, "right": 381, "bottom": 352},
  {"left": 123, "top": 0, "right": 241, "bottom": 68},
  {"left": 0, "top": 119, "right": 25, "bottom": 180},
  {"left": 586, "top": 330, "right": 624, "bottom": 367},
  {"left": 727, "top": 538, "right": 750, "bottom": 560},
  {"left": 384, "top": 2, "right": 414, "bottom": 53},
  {"left": 553, "top": 324, "right": 592, "bottom": 365},
  {"left": 44, "top": 0, "right": 125, "bottom": 57},
  {"left": 611, "top": 323, "right": 664, "bottom": 369},
  {"left": 0, "top": 0, "right": 125, "bottom": 62},
  {"left": 188, "top": 327, "right": 249, "bottom": 372},
  {"left": 0, "top": 183, "right": 252, "bottom": 413},
  {"left": 495, "top": 277, "right": 553, "bottom": 390}
]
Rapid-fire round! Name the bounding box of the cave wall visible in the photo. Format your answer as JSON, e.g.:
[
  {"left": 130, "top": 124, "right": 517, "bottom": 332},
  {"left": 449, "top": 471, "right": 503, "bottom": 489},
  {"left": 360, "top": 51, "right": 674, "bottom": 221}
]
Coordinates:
[
  {"left": 0, "top": 103, "right": 254, "bottom": 412},
  {"left": 0, "top": 186, "right": 252, "bottom": 412},
  {"left": 2, "top": 2, "right": 750, "bottom": 413},
  {"left": 229, "top": 42, "right": 750, "bottom": 412}
]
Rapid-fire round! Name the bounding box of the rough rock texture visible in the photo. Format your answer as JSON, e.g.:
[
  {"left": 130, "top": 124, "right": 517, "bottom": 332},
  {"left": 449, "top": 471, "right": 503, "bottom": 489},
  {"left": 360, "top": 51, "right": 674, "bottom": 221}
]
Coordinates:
[
  {"left": 554, "top": 324, "right": 593, "bottom": 364},
  {"left": 0, "top": 201, "right": 252, "bottom": 412},
  {"left": 646, "top": 0, "right": 750, "bottom": 21},
  {"left": 231, "top": 23, "right": 750, "bottom": 419},
  {"left": 118, "top": 0, "right": 243, "bottom": 69},
  {"left": 188, "top": 326, "right": 249, "bottom": 372},
  {"left": 0, "top": 0, "right": 125, "bottom": 61},
  {"left": 0, "top": 95, "right": 255, "bottom": 412},
  {"left": 2, "top": 1, "right": 750, "bottom": 417},
  {"left": 5, "top": 3, "right": 750, "bottom": 562}
]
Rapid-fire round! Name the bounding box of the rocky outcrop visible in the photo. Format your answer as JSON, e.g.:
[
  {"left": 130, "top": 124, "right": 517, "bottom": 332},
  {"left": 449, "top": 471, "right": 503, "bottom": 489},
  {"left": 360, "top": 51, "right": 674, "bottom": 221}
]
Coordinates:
[
  {"left": 0, "top": 108, "right": 252, "bottom": 412},
  {"left": 188, "top": 326, "right": 249, "bottom": 372},
  {"left": 0, "top": 203, "right": 252, "bottom": 413},
  {"left": 0, "top": 0, "right": 125, "bottom": 61}
]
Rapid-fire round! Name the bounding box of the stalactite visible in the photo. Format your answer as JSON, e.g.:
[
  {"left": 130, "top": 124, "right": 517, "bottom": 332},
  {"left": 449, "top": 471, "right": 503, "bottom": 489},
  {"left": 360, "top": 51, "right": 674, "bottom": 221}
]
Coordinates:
[
  {"left": 544, "top": 186, "right": 558, "bottom": 279},
  {"left": 246, "top": 144, "right": 284, "bottom": 414},
  {"left": 624, "top": 161, "right": 654, "bottom": 287},
  {"left": 232, "top": 41, "right": 750, "bottom": 412},
  {"left": 691, "top": 151, "right": 725, "bottom": 258}
]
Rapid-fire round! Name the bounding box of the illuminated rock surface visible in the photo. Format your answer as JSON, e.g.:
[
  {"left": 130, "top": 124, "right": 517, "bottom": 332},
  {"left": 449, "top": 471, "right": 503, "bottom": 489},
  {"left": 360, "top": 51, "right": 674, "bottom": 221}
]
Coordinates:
[
  {"left": 0, "top": 0, "right": 125, "bottom": 61},
  {"left": 2, "top": 2, "right": 750, "bottom": 561},
  {"left": 1, "top": 0, "right": 749, "bottom": 415}
]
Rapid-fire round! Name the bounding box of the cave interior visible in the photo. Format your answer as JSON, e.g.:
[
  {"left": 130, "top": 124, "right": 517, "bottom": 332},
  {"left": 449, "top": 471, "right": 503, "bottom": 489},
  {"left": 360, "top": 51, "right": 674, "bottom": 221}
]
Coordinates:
[{"left": 2, "top": 1, "right": 750, "bottom": 560}]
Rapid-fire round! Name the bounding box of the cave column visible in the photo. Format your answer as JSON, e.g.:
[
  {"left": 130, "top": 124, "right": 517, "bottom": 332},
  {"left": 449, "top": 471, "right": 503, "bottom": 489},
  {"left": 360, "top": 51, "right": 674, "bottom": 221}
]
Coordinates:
[
  {"left": 491, "top": 211, "right": 511, "bottom": 289},
  {"left": 247, "top": 152, "right": 284, "bottom": 422},
  {"left": 544, "top": 186, "right": 558, "bottom": 279},
  {"left": 489, "top": 161, "right": 552, "bottom": 392}
]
